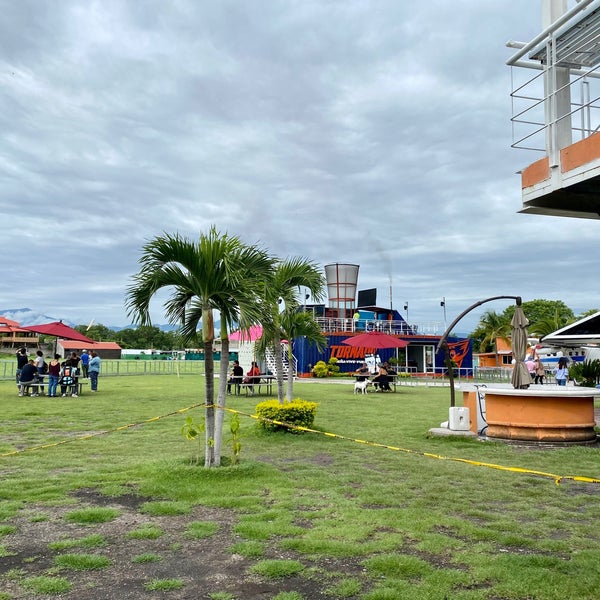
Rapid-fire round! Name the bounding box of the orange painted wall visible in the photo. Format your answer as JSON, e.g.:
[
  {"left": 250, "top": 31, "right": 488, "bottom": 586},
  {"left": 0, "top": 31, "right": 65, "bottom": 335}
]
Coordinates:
[
  {"left": 560, "top": 131, "right": 600, "bottom": 172},
  {"left": 522, "top": 156, "right": 550, "bottom": 188}
]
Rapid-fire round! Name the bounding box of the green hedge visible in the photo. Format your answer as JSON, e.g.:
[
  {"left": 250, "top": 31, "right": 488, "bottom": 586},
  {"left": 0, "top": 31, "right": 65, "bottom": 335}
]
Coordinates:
[{"left": 255, "top": 399, "right": 318, "bottom": 432}]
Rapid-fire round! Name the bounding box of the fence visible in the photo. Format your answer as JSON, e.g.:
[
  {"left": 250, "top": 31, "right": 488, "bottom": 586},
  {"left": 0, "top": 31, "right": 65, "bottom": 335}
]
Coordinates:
[
  {"left": 1, "top": 359, "right": 513, "bottom": 385},
  {"left": 0, "top": 359, "right": 205, "bottom": 381}
]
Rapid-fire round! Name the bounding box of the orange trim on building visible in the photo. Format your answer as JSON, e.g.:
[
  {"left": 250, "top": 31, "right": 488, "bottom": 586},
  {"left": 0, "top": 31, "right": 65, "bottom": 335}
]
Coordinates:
[
  {"left": 521, "top": 156, "right": 550, "bottom": 188},
  {"left": 560, "top": 131, "right": 600, "bottom": 173}
]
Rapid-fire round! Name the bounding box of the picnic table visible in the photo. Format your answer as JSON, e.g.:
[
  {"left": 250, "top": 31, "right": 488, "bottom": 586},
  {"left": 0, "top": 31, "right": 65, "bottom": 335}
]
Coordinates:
[
  {"left": 233, "top": 374, "right": 276, "bottom": 397},
  {"left": 18, "top": 379, "right": 88, "bottom": 397}
]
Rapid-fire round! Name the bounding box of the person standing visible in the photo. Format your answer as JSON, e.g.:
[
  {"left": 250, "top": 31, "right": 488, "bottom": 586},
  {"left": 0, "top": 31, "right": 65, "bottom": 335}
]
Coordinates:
[
  {"left": 88, "top": 352, "right": 101, "bottom": 392},
  {"left": 553, "top": 357, "right": 569, "bottom": 386},
  {"left": 534, "top": 358, "right": 546, "bottom": 385},
  {"left": 525, "top": 357, "right": 536, "bottom": 380},
  {"left": 80, "top": 349, "right": 90, "bottom": 378},
  {"left": 15, "top": 348, "right": 28, "bottom": 394},
  {"left": 33, "top": 350, "right": 46, "bottom": 397},
  {"left": 47, "top": 354, "right": 61, "bottom": 397}
]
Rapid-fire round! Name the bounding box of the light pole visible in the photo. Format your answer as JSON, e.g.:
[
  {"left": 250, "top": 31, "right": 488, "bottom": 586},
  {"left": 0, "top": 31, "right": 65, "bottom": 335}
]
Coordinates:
[
  {"left": 440, "top": 297, "right": 447, "bottom": 331},
  {"left": 403, "top": 302, "right": 409, "bottom": 328}
]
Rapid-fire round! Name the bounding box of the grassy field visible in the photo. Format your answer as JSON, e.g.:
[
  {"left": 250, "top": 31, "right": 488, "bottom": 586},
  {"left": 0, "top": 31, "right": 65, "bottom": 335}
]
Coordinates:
[{"left": 0, "top": 375, "right": 599, "bottom": 599}]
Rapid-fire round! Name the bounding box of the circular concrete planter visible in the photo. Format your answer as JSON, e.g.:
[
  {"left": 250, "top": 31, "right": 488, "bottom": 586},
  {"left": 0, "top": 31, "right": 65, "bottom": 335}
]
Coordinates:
[{"left": 484, "top": 386, "right": 600, "bottom": 443}]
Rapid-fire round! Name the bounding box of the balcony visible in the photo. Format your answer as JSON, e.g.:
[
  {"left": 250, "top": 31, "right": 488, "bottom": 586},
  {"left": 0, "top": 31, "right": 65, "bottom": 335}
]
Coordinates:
[{"left": 315, "top": 317, "right": 444, "bottom": 336}]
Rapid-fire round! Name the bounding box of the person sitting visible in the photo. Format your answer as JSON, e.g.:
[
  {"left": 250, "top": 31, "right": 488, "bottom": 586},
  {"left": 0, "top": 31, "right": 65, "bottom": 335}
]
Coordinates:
[
  {"left": 59, "top": 359, "right": 80, "bottom": 397},
  {"left": 243, "top": 361, "right": 261, "bottom": 395},
  {"left": 18, "top": 360, "right": 39, "bottom": 397},
  {"left": 372, "top": 363, "right": 391, "bottom": 392},
  {"left": 355, "top": 362, "right": 370, "bottom": 381},
  {"left": 227, "top": 360, "right": 244, "bottom": 394}
]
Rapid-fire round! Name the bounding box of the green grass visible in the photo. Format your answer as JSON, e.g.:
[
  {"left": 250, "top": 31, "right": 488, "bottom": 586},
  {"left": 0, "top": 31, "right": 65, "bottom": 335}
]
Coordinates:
[
  {"left": 0, "top": 375, "right": 599, "bottom": 599},
  {"left": 229, "top": 540, "right": 265, "bottom": 558},
  {"left": 141, "top": 500, "right": 190, "bottom": 516},
  {"left": 64, "top": 507, "right": 120, "bottom": 525},
  {"left": 184, "top": 520, "right": 219, "bottom": 539},
  {"left": 54, "top": 553, "right": 111, "bottom": 570},
  {"left": 22, "top": 575, "right": 73, "bottom": 594},
  {"left": 0, "top": 524, "right": 16, "bottom": 536},
  {"left": 127, "top": 524, "right": 164, "bottom": 539},
  {"left": 248, "top": 559, "right": 305, "bottom": 579},
  {"left": 132, "top": 552, "right": 162, "bottom": 563},
  {"left": 144, "top": 578, "right": 185, "bottom": 591}
]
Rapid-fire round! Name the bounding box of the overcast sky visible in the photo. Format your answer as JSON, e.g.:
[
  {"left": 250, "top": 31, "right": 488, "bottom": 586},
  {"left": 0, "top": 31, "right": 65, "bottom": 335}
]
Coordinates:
[{"left": 2, "top": 1, "right": 598, "bottom": 334}]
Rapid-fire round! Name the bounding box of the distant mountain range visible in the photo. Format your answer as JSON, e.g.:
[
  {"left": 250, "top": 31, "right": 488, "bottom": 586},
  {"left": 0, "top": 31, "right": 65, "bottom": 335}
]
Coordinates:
[{"left": 0, "top": 308, "right": 179, "bottom": 332}]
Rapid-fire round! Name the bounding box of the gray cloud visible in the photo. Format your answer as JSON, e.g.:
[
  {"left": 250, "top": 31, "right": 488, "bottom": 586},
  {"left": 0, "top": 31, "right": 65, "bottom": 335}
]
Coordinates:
[{"left": 2, "top": 1, "right": 598, "bottom": 333}]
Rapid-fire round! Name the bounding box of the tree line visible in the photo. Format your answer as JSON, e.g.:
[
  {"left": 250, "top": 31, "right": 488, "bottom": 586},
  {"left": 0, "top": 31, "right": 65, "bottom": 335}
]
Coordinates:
[
  {"left": 470, "top": 298, "right": 598, "bottom": 354},
  {"left": 73, "top": 323, "right": 189, "bottom": 351}
]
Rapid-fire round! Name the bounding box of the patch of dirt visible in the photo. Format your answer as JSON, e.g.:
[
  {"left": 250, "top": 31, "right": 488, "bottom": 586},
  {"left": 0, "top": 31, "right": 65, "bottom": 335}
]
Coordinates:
[{"left": 0, "top": 487, "right": 353, "bottom": 599}]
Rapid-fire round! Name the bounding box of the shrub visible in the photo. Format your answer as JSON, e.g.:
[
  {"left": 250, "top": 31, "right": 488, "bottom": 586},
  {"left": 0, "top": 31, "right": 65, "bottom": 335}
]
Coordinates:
[
  {"left": 569, "top": 359, "right": 600, "bottom": 387},
  {"left": 328, "top": 356, "right": 340, "bottom": 374},
  {"left": 311, "top": 358, "right": 341, "bottom": 377},
  {"left": 255, "top": 399, "right": 318, "bottom": 432},
  {"left": 311, "top": 360, "right": 329, "bottom": 378}
]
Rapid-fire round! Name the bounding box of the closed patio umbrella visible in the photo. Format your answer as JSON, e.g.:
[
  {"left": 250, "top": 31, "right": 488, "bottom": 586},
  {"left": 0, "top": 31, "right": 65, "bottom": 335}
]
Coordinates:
[{"left": 510, "top": 304, "right": 532, "bottom": 389}]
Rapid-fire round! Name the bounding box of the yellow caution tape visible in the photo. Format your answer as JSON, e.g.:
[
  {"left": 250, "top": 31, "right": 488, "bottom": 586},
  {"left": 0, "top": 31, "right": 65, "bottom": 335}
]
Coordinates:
[{"left": 1, "top": 401, "right": 598, "bottom": 486}]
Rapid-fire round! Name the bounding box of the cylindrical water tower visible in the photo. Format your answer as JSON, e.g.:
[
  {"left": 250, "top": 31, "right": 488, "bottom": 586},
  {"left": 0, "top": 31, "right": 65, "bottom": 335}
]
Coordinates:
[{"left": 324, "top": 263, "right": 359, "bottom": 319}]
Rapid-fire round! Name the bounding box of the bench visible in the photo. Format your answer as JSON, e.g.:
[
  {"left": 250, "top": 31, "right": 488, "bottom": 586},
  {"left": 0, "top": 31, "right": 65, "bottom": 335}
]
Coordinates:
[
  {"left": 232, "top": 377, "right": 275, "bottom": 397},
  {"left": 18, "top": 380, "right": 89, "bottom": 397}
]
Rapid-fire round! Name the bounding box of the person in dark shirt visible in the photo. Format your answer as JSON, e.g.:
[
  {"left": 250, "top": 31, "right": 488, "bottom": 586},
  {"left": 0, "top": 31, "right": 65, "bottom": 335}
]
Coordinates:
[
  {"left": 355, "top": 362, "right": 370, "bottom": 382},
  {"left": 16, "top": 348, "right": 28, "bottom": 386},
  {"left": 18, "top": 360, "right": 38, "bottom": 397},
  {"left": 227, "top": 360, "right": 244, "bottom": 394}
]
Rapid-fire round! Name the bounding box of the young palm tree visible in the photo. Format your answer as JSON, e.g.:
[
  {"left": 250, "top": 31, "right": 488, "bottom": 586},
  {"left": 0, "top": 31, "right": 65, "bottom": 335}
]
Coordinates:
[
  {"left": 256, "top": 257, "right": 325, "bottom": 403},
  {"left": 279, "top": 310, "right": 327, "bottom": 401},
  {"left": 125, "top": 228, "right": 272, "bottom": 467}
]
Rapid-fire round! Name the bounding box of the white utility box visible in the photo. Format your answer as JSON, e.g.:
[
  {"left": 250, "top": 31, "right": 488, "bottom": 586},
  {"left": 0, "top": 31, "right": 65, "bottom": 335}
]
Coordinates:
[{"left": 448, "top": 407, "right": 470, "bottom": 431}]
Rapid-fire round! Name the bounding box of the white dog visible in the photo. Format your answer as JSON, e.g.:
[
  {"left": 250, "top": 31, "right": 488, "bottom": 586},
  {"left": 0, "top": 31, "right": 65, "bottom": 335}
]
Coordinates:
[{"left": 353, "top": 379, "right": 372, "bottom": 394}]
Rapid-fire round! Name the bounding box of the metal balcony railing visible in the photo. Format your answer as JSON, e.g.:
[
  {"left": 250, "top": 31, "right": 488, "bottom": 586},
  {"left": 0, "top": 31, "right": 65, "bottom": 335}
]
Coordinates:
[{"left": 315, "top": 317, "right": 444, "bottom": 336}]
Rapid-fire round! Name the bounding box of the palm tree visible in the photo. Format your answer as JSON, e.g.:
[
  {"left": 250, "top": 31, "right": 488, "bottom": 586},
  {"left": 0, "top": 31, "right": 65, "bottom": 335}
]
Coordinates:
[
  {"left": 475, "top": 310, "right": 511, "bottom": 367},
  {"left": 279, "top": 310, "right": 327, "bottom": 401},
  {"left": 125, "top": 228, "right": 272, "bottom": 467},
  {"left": 256, "top": 257, "right": 325, "bottom": 403},
  {"left": 529, "top": 308, "right": 572, "bottom": 338}
]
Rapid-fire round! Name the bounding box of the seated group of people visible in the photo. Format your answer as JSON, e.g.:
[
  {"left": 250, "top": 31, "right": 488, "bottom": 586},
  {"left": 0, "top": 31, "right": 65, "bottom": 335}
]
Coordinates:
[
  {"left": 355, "top": 361, "right": 396, "bottom": 392},
  {"left": 227, "top": 361, "right": 261, "bottom": 394},
  {"left": 17, "top": 349, "right": 83, "bottom": 398}
]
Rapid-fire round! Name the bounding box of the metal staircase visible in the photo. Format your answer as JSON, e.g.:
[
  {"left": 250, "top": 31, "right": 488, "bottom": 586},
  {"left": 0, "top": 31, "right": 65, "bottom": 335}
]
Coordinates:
[{"left": 265, "top": 342, "right": 297, "bottom": 378}]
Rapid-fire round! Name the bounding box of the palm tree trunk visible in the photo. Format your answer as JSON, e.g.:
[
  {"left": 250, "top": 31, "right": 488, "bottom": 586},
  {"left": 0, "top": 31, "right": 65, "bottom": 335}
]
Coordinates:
[
  {"left": 213, "top": 332, "right": 230, "bottom": 467},
  {"left": 273, "top": 333, "right": 285, "bottom": 404},
  {"left": 203, "top": 309, "right": 215, "bottom": 467},
  {"left": 204, "top": 338, "right": 215, "bottom": 467},
  {"left": 286, "top": 342, "right": 294, "bottom": 401}
]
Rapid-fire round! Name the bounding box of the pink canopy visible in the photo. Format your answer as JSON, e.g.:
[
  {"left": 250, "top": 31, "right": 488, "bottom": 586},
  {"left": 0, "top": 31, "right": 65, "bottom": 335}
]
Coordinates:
[{"left": 229, "top": 325, "right": 263, "bottom": 342}]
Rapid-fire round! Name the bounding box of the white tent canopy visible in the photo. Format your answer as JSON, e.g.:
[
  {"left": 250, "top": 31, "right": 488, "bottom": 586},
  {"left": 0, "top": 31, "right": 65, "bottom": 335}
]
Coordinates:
[{"left": 541, "top": 311, "right": 600, "bottom": 346}]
